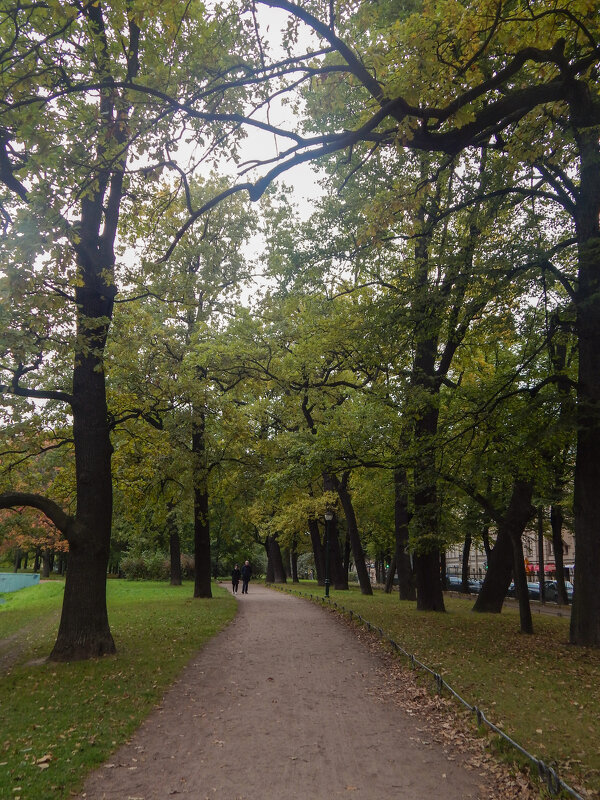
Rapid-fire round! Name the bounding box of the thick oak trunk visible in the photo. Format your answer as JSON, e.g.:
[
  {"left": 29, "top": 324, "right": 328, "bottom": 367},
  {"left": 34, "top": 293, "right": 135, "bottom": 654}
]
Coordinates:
[
  {"left": 193, "top": 484, "right": 212, "bottom": 598},
  {"left": 328, "top": 516, "right": 348, "bottom": 590},
  {"left": 322, "top": 474, "right": 347, "bottom": 589},
  {"left": 570, "top": 126, "right": 600, "bottom": 647},
  {"left": 308, "top": 518, "right": 325, "bottom": 585},
  {"left": 384, "top": 556, "right": 396, "bottom": 593},
  {"left": 192, "top": 413, "right": 212, "bottom": 598},
  {"left": 50, "top": 544, "right": 114, "bottom": 661},
  {"left": 291, "top": 534, "right": 299, "bottom": 583},
  {"left": 50, "top": 251, "right": 116, "bottom": 660},
  {"left": 394, "top": 468, "right": 416, "bottom": 601},
  {"left": 266, "top": 535, "right": 287, "bottom": 583},
  {"left": 510, "top": 504, "right": 534, "bottom": 635},
  {"left": 473, "top": 479, "right": 534, "bottom": 616},
  {"left": 333, "top": 474, "right": 372, "bottom": 595},
  {"left": 473, "top": 526, "right": 512, "bottom": 613}
]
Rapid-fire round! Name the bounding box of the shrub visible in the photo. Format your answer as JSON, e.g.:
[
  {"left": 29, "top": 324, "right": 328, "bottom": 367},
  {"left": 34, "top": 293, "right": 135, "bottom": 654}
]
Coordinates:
[{"left": 120, "top": 550, "right": 194, "bottom": 581}]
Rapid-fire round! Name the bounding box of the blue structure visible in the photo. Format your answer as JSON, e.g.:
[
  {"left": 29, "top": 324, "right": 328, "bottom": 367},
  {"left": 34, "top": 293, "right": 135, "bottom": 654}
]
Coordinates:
[{"left": 0, "top": 573, "right": 41, "bottom": 592}]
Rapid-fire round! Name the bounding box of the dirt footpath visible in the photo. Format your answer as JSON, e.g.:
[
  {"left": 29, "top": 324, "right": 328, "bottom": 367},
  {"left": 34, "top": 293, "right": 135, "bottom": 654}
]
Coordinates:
[{"left": 77, "top": 585, "right": 531, "bottom": 800}]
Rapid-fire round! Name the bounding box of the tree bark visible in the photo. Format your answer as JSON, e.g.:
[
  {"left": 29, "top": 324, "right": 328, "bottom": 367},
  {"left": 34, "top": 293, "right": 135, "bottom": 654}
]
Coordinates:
[
  {"left": 570, "top": 124, "right": 600, "bottom": 647},
  {"left": 474, "top": 479, "right": 534, "bottom": 616},
  {"left": 384, "top": 556, "right": 396, "bottom": 593},
  {"left": 50, "top": 251, "right": 116, "bottom": 659},
  {"left": 266, "top": 535, "right": 287, "bottom": 583},
  {"left": 510, "top": 506, "right": 534, "bottom": 635},
  {"left": 192, "top": 411, "right": 212, "bottom": 598},
  {"left": 42, "top": 549, "right": 51, "bottom": 579},
  {"left": 291, "top": 534, "right": 299, "bottom": 583},
  {"left": 332, "top": 472, "right": 372, "bottom": 595},
  {"left": 168, "top": 506, "right": 182, "bottom": 587},
  {"left": 322, "top": 474, "right": 347, "bottom": 589},
  {"left": 265, "top": 540, "right": 274, "bottom": 583},
  {"left": 308, "top": 518, "right": 325, "bottom": 584},
  {"left": 394, "top": 468, "right": 416, "bottom": 601},
  {"left": 537, "top": 506, "right": 545, "bottom": 603}
]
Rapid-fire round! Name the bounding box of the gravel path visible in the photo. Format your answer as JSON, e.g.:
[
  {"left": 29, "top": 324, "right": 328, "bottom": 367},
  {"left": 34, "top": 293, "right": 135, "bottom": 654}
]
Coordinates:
[{"left": 77, "top": 584, "right": 520, "bottom": 800}]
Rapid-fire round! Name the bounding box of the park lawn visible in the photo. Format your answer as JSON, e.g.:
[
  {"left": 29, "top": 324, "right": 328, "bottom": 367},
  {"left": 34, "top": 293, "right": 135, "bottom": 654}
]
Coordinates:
[
  {"left": 294, "top": 584, "right": 599, "bottom": 799},
  {"left": 0, "top": 580, "right": 236, "bottom": 800}
]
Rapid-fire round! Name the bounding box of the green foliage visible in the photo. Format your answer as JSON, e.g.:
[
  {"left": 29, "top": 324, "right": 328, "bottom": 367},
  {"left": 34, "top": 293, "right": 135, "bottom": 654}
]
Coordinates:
[{"left": 119, "top": 550, "right": 195, "bottom": 581}]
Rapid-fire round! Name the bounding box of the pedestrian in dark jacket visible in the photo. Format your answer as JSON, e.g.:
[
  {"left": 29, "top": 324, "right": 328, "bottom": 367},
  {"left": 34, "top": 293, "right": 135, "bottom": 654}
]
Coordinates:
[
  {"left": 231, "top": 564, "right": 241, "bottom": 594},
  {"left": 241, "top": 560, "right": 252, "bottom": 594}
]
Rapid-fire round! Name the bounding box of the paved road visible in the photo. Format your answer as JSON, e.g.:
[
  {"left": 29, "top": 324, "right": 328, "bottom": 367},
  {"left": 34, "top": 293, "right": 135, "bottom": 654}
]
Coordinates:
[{"left": 78, "top": 585, "right": 504, "bottom": 800}]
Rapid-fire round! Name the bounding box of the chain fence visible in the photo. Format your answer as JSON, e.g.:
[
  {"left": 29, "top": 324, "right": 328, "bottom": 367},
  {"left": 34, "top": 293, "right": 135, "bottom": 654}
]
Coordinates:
[{"left": 272, "top": 585, "right": 585, "bottom": 800}]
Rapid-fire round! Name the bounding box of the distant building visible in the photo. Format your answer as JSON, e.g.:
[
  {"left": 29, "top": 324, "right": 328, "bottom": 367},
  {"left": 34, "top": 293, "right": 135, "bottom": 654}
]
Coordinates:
[{"left": 445, "top": 526, "right": 575, "bottom": 581}]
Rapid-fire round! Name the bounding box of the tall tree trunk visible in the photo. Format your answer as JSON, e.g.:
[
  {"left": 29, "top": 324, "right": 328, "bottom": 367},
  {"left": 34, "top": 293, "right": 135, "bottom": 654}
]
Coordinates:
[
  {"left": 332, "top": 472, "right": 372, "bottom": 595},
  {"left": 42, "top": 549, "right": 51, "bottom": 579},
  {"left": 33, "top": 547, "right": 41, "bottom": 573},
  {"left": 474, "top": 479, "right": 534, "bottom": 615},
  {"left": 482, "top": 525, "right": 492, "bottom": 562},
  {"left": 414, "top": 550, "right": 444, "bottom": 611},
  {"left": 193, "top": 482, "right": 211, "bottom": 598},
  {"left": 570, "top": 125, "right": 600, "bottom": 646},
  {"left": 322, "top": 474, "right": 347, "bottom": 589},
  {"left": 192, "top": 410, "right": 212, "bottom": 598},
  {"left": 50, "top": 226, "right": 116, "bottom": 660},
  {"left": 510, "top": 511, "right": 534, "bottom": 635},
  {"left": 384, "top": 556, "right": 397, "bottom": 593},
  {"left": 537, "top": 506, "right": 545, "bottom": 603},
  {"left": 168, "top": 507, "right": 182, "bottom": 587},
  {"left": 267, "top": 535, "right": 287, "bottom": 583},
  {"left": 329, "top": 515, "right": 348, "bottom": 590},
  {"left": 265, "top": 540, "right": 274, "bottom": 583},
  {"left": 47, "top": 14, "right": 141, "bottom": 658},
  {"left": 394, "top": 468, "right": 416, "bottom": 600},
  {"left": 308, "top": 518, "right": 325, "bottom": 585},
  {"left": 281, "top": 546, "right": 292, "bottom": 579},
  {"left": 291, "top": 534, "right": 299, "bottom": 583},
  {"left": 13, "top": 548, "right": 21, "bottom": 572}
]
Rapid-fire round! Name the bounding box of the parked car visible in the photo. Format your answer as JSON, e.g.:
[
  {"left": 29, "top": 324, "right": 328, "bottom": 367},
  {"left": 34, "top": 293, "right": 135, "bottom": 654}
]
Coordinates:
[
  {"left": 445, "top": 575, "right": 462, "bottom": 589},
  {"left": 544, "top": 580, "right": 574, "bottom": 603},
  {"left": 527, "top": 581, "right": 542, "bottom": 599},
  {"left": 468, "top": 578, "right": 482, "bottom": 594},
  {"left": 525, "top": 580, "right": 574, "bottom": 602}
]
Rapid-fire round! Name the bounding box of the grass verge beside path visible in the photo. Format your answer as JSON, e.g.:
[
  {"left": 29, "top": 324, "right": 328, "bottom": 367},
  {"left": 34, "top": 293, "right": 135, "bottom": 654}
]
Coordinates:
[
  {"left": 288, "top": 583, "right": 599, "bottom": 799},
  {"left": 0, "top": 580, "right": 236, "bottom": 800}
]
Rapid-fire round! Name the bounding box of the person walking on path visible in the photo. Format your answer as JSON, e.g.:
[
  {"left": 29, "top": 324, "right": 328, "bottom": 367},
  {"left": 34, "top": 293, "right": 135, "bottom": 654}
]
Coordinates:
[
  {"left": 241, "top": 560, "right": 252, "bottom": 594},
  {"left": 231, "top": 564, "right": 241, "bottom": 594}
]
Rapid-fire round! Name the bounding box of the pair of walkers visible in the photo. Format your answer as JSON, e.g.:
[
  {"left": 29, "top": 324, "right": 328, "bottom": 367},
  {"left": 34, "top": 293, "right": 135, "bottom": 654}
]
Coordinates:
[{"left": 231, "top": 560, "right": 252, "bottom": 594}]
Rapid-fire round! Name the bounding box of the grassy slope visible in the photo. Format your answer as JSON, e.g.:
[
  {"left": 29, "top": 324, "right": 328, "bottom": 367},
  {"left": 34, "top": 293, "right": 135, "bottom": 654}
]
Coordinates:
[
  {"left": 293, "top": 584, "right": 599, "bottom": 798},
  {"left": 0, "top": 580, "right": 236, "bottom": 800}
]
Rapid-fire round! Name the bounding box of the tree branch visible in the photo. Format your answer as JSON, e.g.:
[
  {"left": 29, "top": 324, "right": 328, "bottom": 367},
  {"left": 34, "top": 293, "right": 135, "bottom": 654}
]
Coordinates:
[{"left": 0, "top": 492, "right": 82, "bottom": 542}]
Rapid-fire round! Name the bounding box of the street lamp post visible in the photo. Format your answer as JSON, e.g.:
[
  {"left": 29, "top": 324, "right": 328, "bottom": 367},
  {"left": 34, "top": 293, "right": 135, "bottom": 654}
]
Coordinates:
[{"left": 324, "top": 510, "right": 333, "bottom": 598}]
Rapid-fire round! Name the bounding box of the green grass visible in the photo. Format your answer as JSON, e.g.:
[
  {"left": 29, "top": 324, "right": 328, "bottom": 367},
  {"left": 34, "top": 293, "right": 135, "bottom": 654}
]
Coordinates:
[
  {"left": 289, "top": 584, "right": 599, "bottom": 798},
  {"left": 0, "top": 580, "right": 236, "bottom": 800}
]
